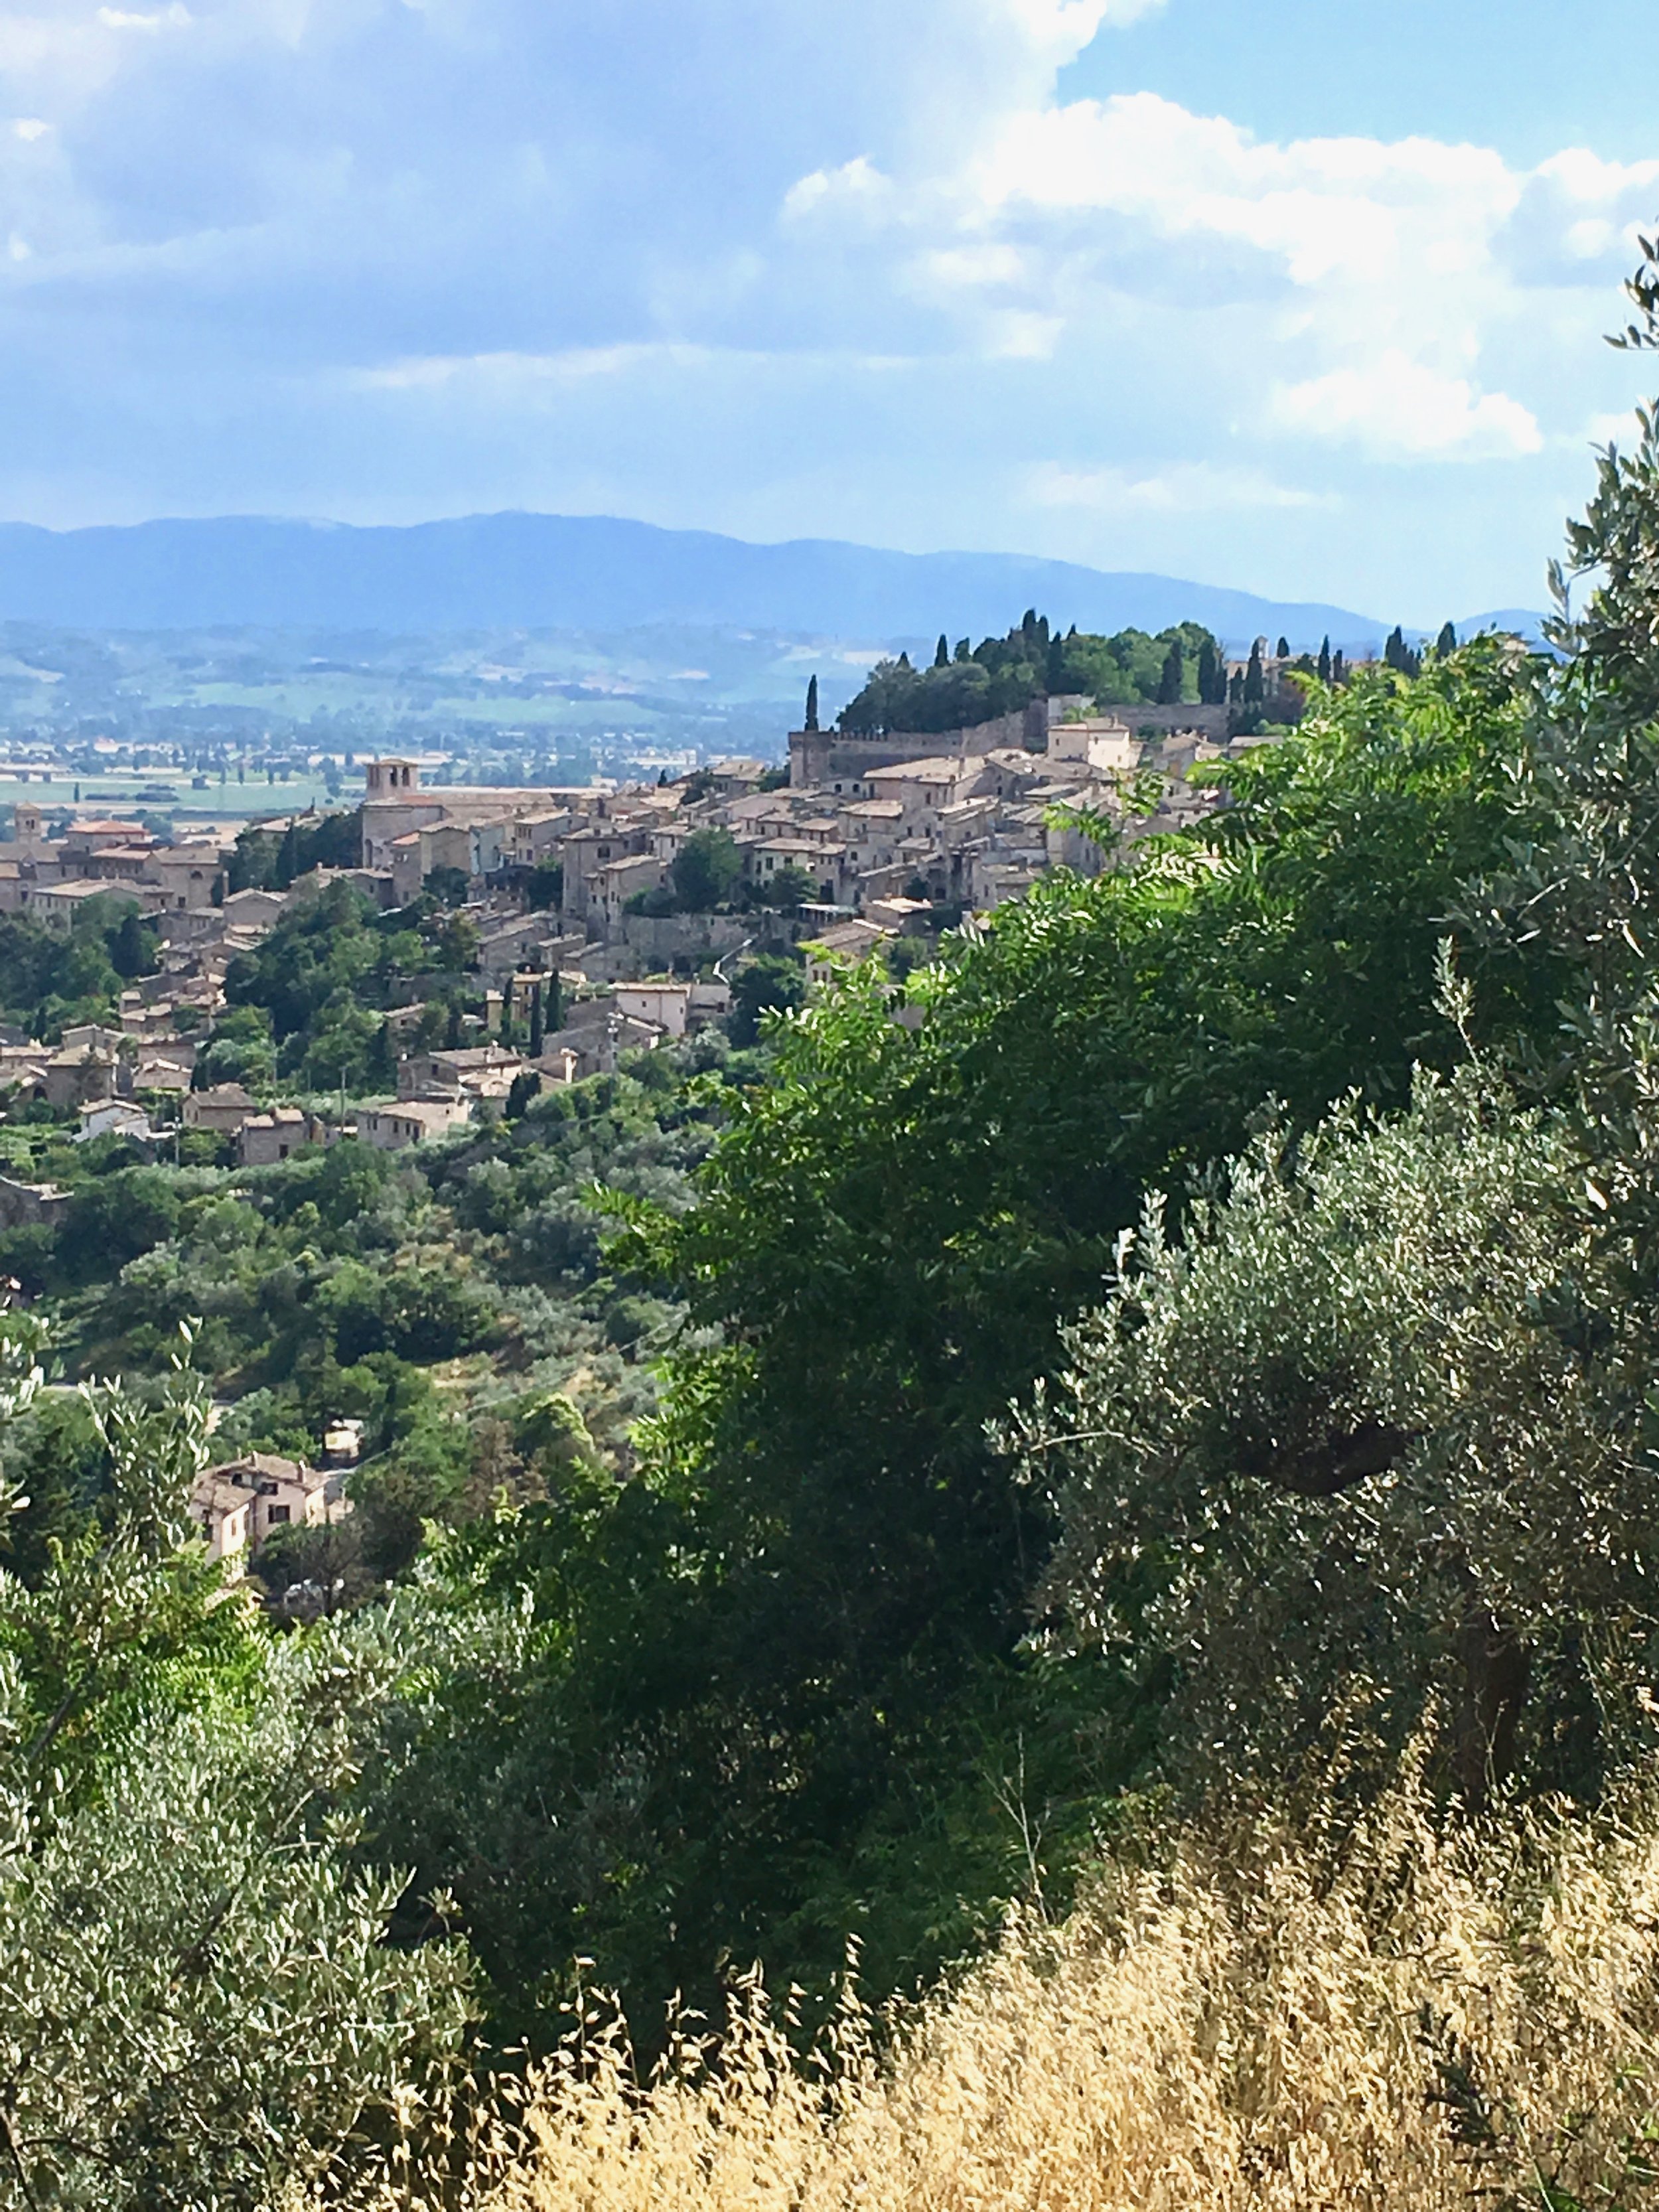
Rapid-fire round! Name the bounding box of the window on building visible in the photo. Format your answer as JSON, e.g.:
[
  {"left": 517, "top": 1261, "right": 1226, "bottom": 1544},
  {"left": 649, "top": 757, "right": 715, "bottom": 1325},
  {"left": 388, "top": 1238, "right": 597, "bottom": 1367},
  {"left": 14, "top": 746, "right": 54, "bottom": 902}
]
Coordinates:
[{"left": 266, "top": 1504, "right": 291, "bottom": 1526}]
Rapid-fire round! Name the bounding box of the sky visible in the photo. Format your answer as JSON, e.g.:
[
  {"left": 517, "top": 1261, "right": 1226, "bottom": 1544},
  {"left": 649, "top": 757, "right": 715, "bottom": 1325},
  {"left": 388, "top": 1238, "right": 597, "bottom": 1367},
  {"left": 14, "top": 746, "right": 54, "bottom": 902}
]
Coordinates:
[{"left": 0, "top": 0, "right": 1656, "bottom": 623}]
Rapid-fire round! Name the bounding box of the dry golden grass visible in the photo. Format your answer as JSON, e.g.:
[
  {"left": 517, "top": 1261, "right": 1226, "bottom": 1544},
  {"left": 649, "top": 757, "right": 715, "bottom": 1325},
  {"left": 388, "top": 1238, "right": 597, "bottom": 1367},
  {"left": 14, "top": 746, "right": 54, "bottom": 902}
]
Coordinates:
[{"left": 396, "top": 1783, "right": 1659, "bottom": 2212}]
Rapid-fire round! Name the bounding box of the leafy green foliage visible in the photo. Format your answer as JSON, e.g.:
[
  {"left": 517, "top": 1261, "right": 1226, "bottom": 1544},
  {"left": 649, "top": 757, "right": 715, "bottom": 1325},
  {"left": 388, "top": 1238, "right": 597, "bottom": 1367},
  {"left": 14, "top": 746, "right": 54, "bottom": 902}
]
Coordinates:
[
  {"left": 0, "top": 897, "right": 151, "bottom": 1038},
  {"left": 641, "top": 642, "right": 1558, "bottom": 1546},
  {"left": 13, "top": 1051, "right": 727, "bottom": 1600},
  {"left": 837, "top": 613, "right": 1221, "bottom": 735},
  {"left": 346, "top": 642, "right": 1568, "bottom": 2033},
  {"left": 671, "top": 827, "right": 744, "bottom": 913},
  {"left": 221, "top": 878, "right": 466, "bottom": 1092},
  {"left": 226, "top": 805, "right": 360, "bottom": 893},
  {"left": 727, "top": 952, "right": 805, "bottom": 1045}
]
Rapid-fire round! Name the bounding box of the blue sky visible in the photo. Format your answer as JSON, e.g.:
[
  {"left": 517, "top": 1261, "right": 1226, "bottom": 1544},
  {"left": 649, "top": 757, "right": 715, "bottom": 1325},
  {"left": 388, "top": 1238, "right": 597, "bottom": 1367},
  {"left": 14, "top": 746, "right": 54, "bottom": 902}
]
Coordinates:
[{"left": 0, "top": 0, "right": 1654, "bottom": 623}]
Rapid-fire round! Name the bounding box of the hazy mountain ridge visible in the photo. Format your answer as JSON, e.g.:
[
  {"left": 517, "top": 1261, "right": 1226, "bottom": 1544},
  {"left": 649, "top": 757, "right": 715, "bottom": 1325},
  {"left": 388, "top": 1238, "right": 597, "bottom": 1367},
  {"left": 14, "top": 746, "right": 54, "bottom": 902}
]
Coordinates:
[{"left": 0, "top": 512, "right": 1542, "bottom": 653}]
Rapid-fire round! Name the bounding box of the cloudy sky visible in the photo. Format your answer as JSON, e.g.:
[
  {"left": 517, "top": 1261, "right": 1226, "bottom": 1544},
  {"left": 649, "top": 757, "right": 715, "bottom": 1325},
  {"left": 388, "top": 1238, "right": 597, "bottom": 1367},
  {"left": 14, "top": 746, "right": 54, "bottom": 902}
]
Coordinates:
[{"left": 1, "top": 0, "right": 1656, "bottom": 621}]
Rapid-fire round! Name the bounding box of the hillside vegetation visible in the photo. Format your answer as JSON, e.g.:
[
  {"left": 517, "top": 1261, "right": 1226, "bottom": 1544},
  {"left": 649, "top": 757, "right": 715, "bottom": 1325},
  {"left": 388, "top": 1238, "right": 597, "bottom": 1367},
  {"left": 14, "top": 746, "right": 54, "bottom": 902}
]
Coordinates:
[
  {"left": 836, "top": 610, "right": 1228, "bottom": 733},
  {"left": 7, "top": 252, "right": 1659, "bottom": 2207}
]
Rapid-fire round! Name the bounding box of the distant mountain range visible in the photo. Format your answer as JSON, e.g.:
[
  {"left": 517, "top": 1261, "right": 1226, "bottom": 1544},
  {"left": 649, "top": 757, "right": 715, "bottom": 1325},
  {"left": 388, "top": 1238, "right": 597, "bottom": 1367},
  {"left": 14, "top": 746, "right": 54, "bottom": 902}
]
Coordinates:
[{"left": 0, "top": 512, "right": 1545, "bottom": 654}]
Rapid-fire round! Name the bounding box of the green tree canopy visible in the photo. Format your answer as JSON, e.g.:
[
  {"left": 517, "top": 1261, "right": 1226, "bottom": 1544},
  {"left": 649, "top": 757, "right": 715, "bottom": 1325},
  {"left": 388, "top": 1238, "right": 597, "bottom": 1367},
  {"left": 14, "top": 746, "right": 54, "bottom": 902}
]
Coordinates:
[
  {"left": 671, "top": 828, "right": 744, "bottom": 913},
  {"left": 836, "top": 616, "right": 1222, "bottom": 735}
]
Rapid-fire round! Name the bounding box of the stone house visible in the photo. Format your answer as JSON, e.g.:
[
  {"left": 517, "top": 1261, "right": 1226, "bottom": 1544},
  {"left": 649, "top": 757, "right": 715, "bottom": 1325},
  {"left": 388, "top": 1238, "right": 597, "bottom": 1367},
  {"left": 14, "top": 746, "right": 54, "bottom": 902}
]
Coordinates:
[
  {"left": 60, "top": 819, "right": 145, "bottom": 867},
  {"left": 702, "top": 759, "right": 774, "bottom": 799},
  {"left": 613, "top": 981, "right": 691, "bottom": 1037},
  {"left": 360, "top": 757, "right": 594, "bottom": 869},
  {"left": 145, "top": 843, "right": 229, "bottom": 912},
  {"left": 132, "top": 1051, "right": 194, "bottom": 1096},
  {"left": 397, "top": 1042, "right": 524, "bottom": 1099},
  {"left": 0, "top": 1176, "right": 69, "bottom": 1229},
  {"left": 388, "top": 832, "right": 425, "bottom": 905},
  {"left": 358, "top": 1096, "right": 474, "bottom": 1150},
  {"left": 42, "top": 1044, "right": 117, "bottom": 1110},
  {"left": 749, "top": 837, "right": 839, "bottom": 899},
  {"left": 25, "top": 879, "right": 161, "bottom": 932},
  {"left": 475, "top": 917, "right": 583, "bottom": 978},
  {"left": 865, "top": 757, "right": 987, "bottom": 822},
  {"left": 594, "top": 852, "right": 668, "bottom": 934},
  {"left": 865, "top": 895, "right": 933, "bottom": 935},
  {"left": 192, "top": 1451, "right": 339, "bottom": 1564},
  {"left": 237, "top": 1107, "right": 324, "bottom": 1167},
  {"left": 561, "top": 828, "right": 651, "bottom": 924},
  {"left": 505, "top": 810, "right": 573, "bottom": 868},
  {"left": 1046, "top": 717, "right": 1138, "bottom": 773},
  {"left": 804, "top": 917, "right": 894, "bottom": 986},
  {"left": 74, "top": 1098, "right": 153, "bottom": 1145},
  {"left": 184, "top": 1082, "right": 257, "bottom": 1135},
  {"left": 0, "top": 1044, "right": 48, "bottom": 1094},
  {"left": 219, "top": 887, "right": 289, "bottom": 933}
]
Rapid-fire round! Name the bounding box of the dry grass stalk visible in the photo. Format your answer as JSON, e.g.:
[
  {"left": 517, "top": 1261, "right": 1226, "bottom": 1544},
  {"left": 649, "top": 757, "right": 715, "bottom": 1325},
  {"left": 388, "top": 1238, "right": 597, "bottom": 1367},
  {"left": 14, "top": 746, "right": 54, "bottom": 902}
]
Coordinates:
[{"left": 386, "top": 1783, "right": 1659, "bottom": 2211}]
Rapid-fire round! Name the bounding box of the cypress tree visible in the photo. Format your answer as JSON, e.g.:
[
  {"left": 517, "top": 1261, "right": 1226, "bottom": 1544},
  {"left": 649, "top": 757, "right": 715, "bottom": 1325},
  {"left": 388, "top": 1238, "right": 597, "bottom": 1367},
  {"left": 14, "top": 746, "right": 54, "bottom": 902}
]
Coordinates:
[
  {"left": 1332, "top": 648, "right": 1346, "bottom": 686},
  {"left": 499, "top": 978, "right": 514, "bottom": 1045},
  {"left": 1196, "top": 639, "right": 1221, "bottom": 704},
  {"left": 954, "top": 638, "right": 971, "bottom": 662},
  {"left": 1275, "top": 635, "right": 1291, "bottom": 660},
  {"left": 1157, "top": 640, "right": 1185, "bottom": 705},
  {"left": 1384, "top": 624, "right": 1422, "bottom": 676},
  {"left": 934, "top": 634, "right": 950, "bottom": 669},
  {"left": 111, "top": 909, "right": 149, "bottom": 980},
  {"left": 804, "top": 675, "right": 819, "bottom": 731},
  {"left": 529, "top": 982, "right": 543, "bottom": 1059},
  {"left": 1317, "top": 634, "right": 1333, "bottom": 684},
  {"left": 445, "top": 1001, "right": 463, "bottom": 1050},
  {"left": 1436, "top": 620, "right": 1457, "bottom": 656},
  {"left": 548, "top": 971, "right": 564, "bottom": 1033},
  {"left": 1243, "top": 640, "right": 1265, "bottom": 705}
]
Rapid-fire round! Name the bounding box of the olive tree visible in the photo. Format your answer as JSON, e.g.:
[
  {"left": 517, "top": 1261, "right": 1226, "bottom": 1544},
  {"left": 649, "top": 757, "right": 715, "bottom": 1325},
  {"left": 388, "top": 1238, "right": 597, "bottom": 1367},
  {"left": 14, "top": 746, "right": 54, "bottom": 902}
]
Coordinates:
[
  {"left": 0, "top": 1322, "right": 472, "bottom": 2210},
  {"left": 1012, "top": 1059, "right": 1659, "bottom": 1808}
]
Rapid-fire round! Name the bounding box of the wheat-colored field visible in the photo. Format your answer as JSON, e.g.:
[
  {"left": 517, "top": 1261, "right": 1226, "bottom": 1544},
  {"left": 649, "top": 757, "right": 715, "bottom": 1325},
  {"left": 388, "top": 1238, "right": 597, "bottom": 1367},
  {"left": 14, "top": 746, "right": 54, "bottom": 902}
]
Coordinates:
[{"left": 386, "top": 1783, "right": 1659, "bottom": 2212}]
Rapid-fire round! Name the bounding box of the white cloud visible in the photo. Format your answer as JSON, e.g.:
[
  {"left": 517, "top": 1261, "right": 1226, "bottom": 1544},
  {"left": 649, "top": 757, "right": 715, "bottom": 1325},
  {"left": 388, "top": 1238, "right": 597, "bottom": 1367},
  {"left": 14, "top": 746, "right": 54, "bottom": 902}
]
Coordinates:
[
  {"left": 778, "top": 85, "right": 1658, "bottom": 473},
  {"left": 782, "top": 157, "right": 893, "bottom": 225},
  {"left": 352, "top": 344, "right": 683, "bottom": 392},
  {"left": 1272, "top": 354, "right": 1544, "bottom": 461},
  {"left": 1002, "top": 0, "right": 1165, "bottom": 59},
  {"left": 0, "top": 0, "right": 1644, "bottom": 619},
  {"left": 95, "top": 6, "right": 190, "bottom": 30},
  {"left": 1030, "top": 459, "right": 1338, "bottom": 513}
]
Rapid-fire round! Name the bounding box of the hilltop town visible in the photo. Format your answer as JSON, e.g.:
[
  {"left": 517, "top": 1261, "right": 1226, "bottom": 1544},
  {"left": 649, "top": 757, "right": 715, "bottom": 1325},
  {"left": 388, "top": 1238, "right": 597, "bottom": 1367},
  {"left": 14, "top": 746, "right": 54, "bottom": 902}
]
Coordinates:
[{"left": 0, "top": 627, "right": 1314, "bottom": 1191}]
